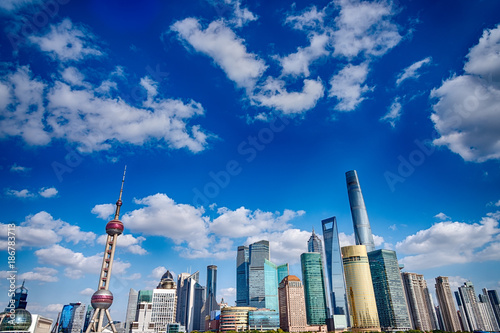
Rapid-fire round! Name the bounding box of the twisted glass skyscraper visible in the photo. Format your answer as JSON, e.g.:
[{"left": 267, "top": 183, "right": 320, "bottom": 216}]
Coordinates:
[{"left": 346, "top": 170, "right": 375, "bottom": 252}]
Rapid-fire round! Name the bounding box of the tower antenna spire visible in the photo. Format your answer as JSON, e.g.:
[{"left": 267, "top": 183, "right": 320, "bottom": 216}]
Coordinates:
[{"left": 114, "top": 166, "right": 126, "bottom": 220}]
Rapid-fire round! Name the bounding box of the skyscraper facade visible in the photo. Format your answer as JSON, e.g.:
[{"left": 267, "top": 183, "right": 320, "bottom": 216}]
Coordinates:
[
  {"left": 342, "top": 245, "right": 380, "bottom": 333},
  {"left": 368, "top": 249, "right": 411, "bottom": 331},
  {"left": 308, "top": 228, "right": 323, "bottom": 253},
  {"left": 277, "top": 263, "right": 289, "bottom": 285},
  {"left": 176, "top": 271, "right": 199, "bottom": 332},
  {"left": 236, "top": 246, "right": 249, "bottom": 306},
  {"left": 264, "top": 259, "right": 279, "bottom": 312},
  {"left": 401, "top": 272, "right": 434, "bottom": 331},
  {"left": 346, "top": 170, "right": 375, "bottom": 252},
  {"left": 435, "top": 276, "right": 461, "bottom": 332},
  {"left": 322, "top": 217, "right": 349, "bottom": 331},
  {"left": 4, "top": 281, "right": 28, "bottom": 312},
  {"left": 192, "top": 283, "right": 205, "bottom": 331},
  {"left": 152, "top": 271, "right": 177, "bottom": 333},
  {"left": 206, "top": 265, "right": 218, "bottom": 315},
  {"left": 125, "top": 289, "right": 139, "bottom": 333},
  {"left": 249, "top": 240, "right": 270, "bottom": 309},
  {"left": 487, "top": 289, "right": 500, "bottom": 328},
  {"left": 300, "top": 252, "right": 328, "bottom": 326},
  {"left": 456, "top": 281, "right": 486, "bottom": 331},
  {"left": 278, "top": 275, "right": 308, "bottom": 333},
  {"left": 59, "top": 303, "right": 87, "bottom": 333},
  {"left": 478, "top": 290, "right": 500, "bottom": 331}
]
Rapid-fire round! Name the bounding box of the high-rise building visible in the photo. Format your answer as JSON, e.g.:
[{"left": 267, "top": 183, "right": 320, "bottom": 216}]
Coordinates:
[
  {"left": 368, "top": 249, "right": 411, "bottom": 331},
  {"left": 435, "top": 276, "right": 461, "bottom": 332},
  {"left": 277, "top": 264, "right": 289, "bottom": 286},
  {"left": 86, "top": 168, "right": 126, "bottom": 333},
  {"left": 456, "top": 281, "right": 486, "bottom": 331},
  {"left": 4, "top": 280, "right": 28, "bottom": 312},
  {"left": 249, "top": 240, "right": 270, "bottom": 309},
  {"left": 322, "top": 217, "right": 349, "bottom": 331},
  {"left": 278, "top": 275, "right": 308, "bottom": 333},
  {"left": 454, "top": 290, "right": 471, "bottom": 332},
  {"left": 236, "top": 246, "right": 250, "bottom": 306},
  {"left": 478, "top": 290, "right": 500, "bottom": 331},
  {"left": 206, "top": 265, "right": 218, "bottom": 315},
  {"left": 487, "top": 289, "right": 500, "bottom": 328},
  {"left": 176, "top": 272, "right": 199, "bottom": 332},
  {"left": 59, "top": 303, "right": 87, "bottom": 333},
  {"left": 308, "top": 228, "right": 322, "bottom": 253},
  {"left": 346, "top": 170, "right": 375, "bottom": 252},
  {"left": 264, "top": 259, "right": 279, "bottom": 312},
  {"left": 152, "top": 271, "right": 177, "bottom": 333},
  {"left": 192, "top": 283, "right": 205, "bottom": 332},
  {"left": 131, "top": 301, "right": 154, "bottom": 333},
  {"left": 342, "top": 245, "right": 380, "bottom": 333},
  {"left": 300, "top": 252, "right": 328, "bottom": 326},
  {"left": 125, "top": 289, "right": 139, "bottom": 333},
  {"left": 401, "top": 272, "right": 433, "bottom": 331}
]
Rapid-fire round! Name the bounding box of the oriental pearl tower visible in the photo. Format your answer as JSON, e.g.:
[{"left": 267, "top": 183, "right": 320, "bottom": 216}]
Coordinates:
[{"left": 85, "top": 167, "right": 126, "bottom": 333}]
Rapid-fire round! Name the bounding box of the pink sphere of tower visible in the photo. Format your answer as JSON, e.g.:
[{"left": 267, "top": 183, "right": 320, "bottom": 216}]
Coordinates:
[
  {"left": 91, "top": 289, "right": 113, "bottom": 309},
  {"left": 106, "top": 219, "right": 124, "bottom": 235}
]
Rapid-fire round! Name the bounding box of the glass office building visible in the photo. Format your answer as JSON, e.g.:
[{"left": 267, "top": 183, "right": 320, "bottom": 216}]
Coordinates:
[
  {"left": 277, "top": 263, "right": 289, "bottom": 286},
  {"left": 249, "top": 240, "right": 270, "bottom": 309},
  {"left": 236, "top": 246, "right": 250, "bottom": 306},
  {"left": 368, "top": 249, "right": 411, "bottom": 331},
  {"left": 264, "top": 259, "right": 279, "bottom": 312},
  {"left": 346, "top": 170, "right": 375, "bottom": 252},
  {"left": 322, "top": 217, "right": 349, "bottom": 330},
  {"left": 300, "top": 252, "right": 328, "bottom": 325},
  {"left": 342, "top": 245, "right": 380, "bottom": 333},
  {"left": 248, "top": 309, "right": 279, "bottom": 331}
]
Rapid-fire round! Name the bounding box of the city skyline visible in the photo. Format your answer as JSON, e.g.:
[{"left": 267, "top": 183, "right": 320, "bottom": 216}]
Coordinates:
[{"left": 1, "top": 0, "right": 500, "bottom": 325}]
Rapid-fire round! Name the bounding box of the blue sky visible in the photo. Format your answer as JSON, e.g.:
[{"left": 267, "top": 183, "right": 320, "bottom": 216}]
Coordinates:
[{"left": 1, "top": 0, "right": 500, "bottom": 323}]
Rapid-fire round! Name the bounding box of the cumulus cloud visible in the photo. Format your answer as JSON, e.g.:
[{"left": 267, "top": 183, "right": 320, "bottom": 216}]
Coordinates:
[
  {"left": 396, "top": 57, "right": 432, "bottom": 86},
  {"left": 151, "top": 266, "right": 168, "bottom": 280},
  {"left": 430, "top": 25, "right": 500, "bottom": 162},
  {"left": 10, "top": 164, "right": 30, "bottom": 173},
  {"left": 278, "top": 33, "right": 330, "bottom": 77},
  {"left": 397, "top": 212, "right": 500, "bottom": 270},
  {"left": 35, "top": 244, "right": 130, "bottom": 279},
  {"left": 0, "top": 0, "right": 43, "bottom": 12},
  {"left": 97, "top": 234, "right": 147, "bottom": 255},
  {"left": 80, "top": 288, "right": 95, "bottom": 296},
  {"left": 434, "top": 212, "right": 450, "bottom": 220},
  {"left": 252, "top": 77, "right": 325, "bottom": 114},
  {"left": 171, "top": 18, "right": 267, "bottom": 91},
  {"left": 29, "top": 19, "right": 102, "bottom": 62},
  {"left": 91, "top": 204, "right": 116, "bottom": 220},
  {"left": 285, "top": 5, "right": 325, "bottom": 31},
  {"left": 0, "top": 211, "right": 96, "bottom": 249},
  {"left": 18, "top": 267, "right": 58, "bottom": 282},
  {"left": 329, "top": 62, "right": 372, "bottom": 111},
  {"left": 380, "top": 96, "right": 402, "bottom": 127},
  {"left": 39, "top": 187, "right": 58, "bottom": 198},
  {"left": 331, "top": 0, "right": 401, "bottom": 59},
  {"left": 0, "top": 65, "right": 210, "bottom": 153},
  {"left": 5, "top": 188, "right": 34, "bottom": 198}
]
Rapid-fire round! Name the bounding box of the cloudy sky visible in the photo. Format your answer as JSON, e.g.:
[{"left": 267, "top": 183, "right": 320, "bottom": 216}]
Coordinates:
[{"left": 1, "top": 0, "right": 500, "bottom": 323}]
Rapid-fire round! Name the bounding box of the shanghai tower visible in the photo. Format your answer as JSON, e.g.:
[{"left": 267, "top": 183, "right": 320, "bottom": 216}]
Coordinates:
[{"left": 346, "top": 170, "right": 375, "bottom": 252}]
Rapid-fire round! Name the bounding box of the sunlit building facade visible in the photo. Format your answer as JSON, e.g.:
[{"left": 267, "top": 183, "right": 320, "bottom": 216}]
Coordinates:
[
  {"left": 368, "top": 249, "right": 411, "bottom": 331},
  {"left": 278, "top": 275, "right": 308, "bottom": 333},
  {"left": 401, "top": 272, "right": 433, "bottom": 331},
  {"left": 300, "top": 252, "right": 328, "bottom": 326},
  {"left": 342, "top": 245, "right": 380, "bottom": 333},
  {"left": 435, "top": 276, "right": 461, "bottom": 332},
  {"left": 219, "top": 307, "right": 256, "bottom": 332}
]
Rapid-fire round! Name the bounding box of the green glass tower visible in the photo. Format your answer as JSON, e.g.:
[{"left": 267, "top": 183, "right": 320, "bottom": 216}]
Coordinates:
[
  {"left": 368, "top": 249, "right": 411, "bottom": 331},
  {"left": 300, "top": 252, "right": 328, "bottom": 325}
]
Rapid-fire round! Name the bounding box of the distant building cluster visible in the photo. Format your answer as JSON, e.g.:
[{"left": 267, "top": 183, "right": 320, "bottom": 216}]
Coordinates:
[{"left": 5, "top": 170, "right": 499, "bottom": 333}]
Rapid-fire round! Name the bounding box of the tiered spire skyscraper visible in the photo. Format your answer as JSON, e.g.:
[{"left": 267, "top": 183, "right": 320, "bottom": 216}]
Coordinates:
[{"left": 85, "top": 167, "right": 126, "bottom": 333}]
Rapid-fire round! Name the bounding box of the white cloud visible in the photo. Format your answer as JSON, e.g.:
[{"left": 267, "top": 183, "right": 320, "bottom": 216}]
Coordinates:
[
  {"left": 10, "top": 164, "right": 30, "bottom": 173},
  {"left": 252, "top": 77, "right": 325, "bottom": 114},
  {"left": 150, "top": 266, "right": 168, "bottom": 280},
  {"left": 246, "top": 229, "right": 310, "bottom": 265},
  {"left": 0, "top": 0, "right": 42, "bottom": 12},
  {"left": 29, "top": 19, "right": 102, "bottom": 62},
  {"left": 210, "top": 207, "right": 304, "bottom": 237},
  {"left": 434, "top": 212, "right": 450, "bottom": 220},
  {"left": 35, "top": 244, "right": 130, "bottom": 279},
  {"left": 396, "top": 57, "right": 432, "bottom": 86},
  {"left": 332, "top": 0, "right": 402, "bottom": 59},
  {"left": 227, "top": 0, "right": 258, "bottom": 28},
  {"left": 122, "top": 193, "right": 210, "bottom": 251},
  {"left": 0, "top": 211, "right": 96, "bottom": 249},
  {"left": 80, "top": 288, "right": 95, "bottom": 296},
  {"left": 338, "top": 232, "right": 355, "bottom": 247},
  {"left": 18, "top": 267, "right": 58, "bottom": 282},
  {"left": 397, "top": 212, "right": 500, "bottom": 270},
  {"left": 329, "top": 62, "right": 372, "bottom": 111},
  {"left": 97, "top": 234, "right": 147, "bottom": 255},
  {"left": 39, "top": 187, "right": 58, "bottom": 198},
  {"left": 171, "top": 18, "right": 267, "bottom": 91},
  {"left": 496, "top": 200, "right": 500, "bottom": 207},
  {"left": 0, "top": 66, "right": 210, "bottom": 153},
  {"left": 279, "top": 33, "right": 330, "bottom": 77},
  {"left": 389, "top": 224, "right": 397, "bottom": 231},
  {"left": 380, "top": 96, "right": 402, "bottom": 127},
  {"left": 91, "top": 204, "right": 116, "bottom": 220},
  {"left": 5, "top": 188, "right": 34, "bottom": 198},
  {"left": 285, "top": 6, "right": 325, "bottom": 31},
  {"left": 60, "top": 67, "right": 90, "bottom": 88},
  {"left": 430, "top": 25, "right": 500, "bottom": 162}
]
